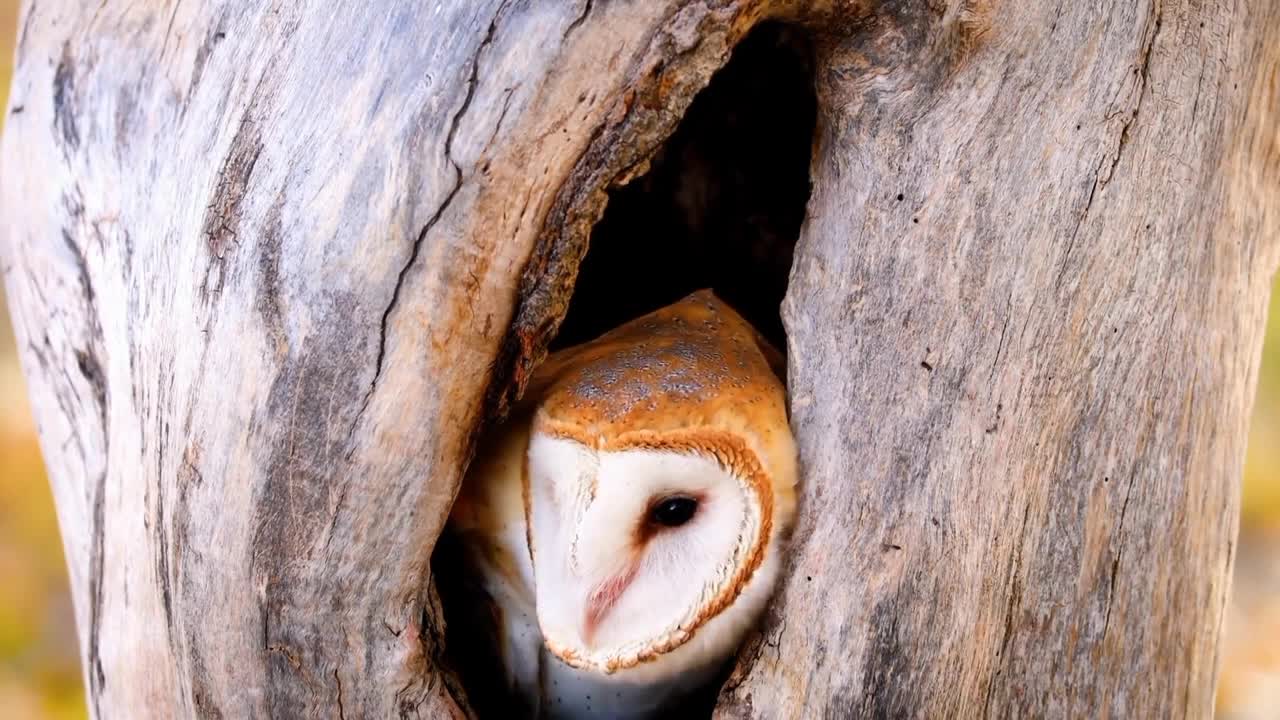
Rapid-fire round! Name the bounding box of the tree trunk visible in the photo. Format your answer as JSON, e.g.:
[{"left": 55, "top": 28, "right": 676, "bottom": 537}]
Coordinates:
[
  {"left": 2, "top": 1, "right": 1276, "bottom": 718},
  {"left": 716, "top": 2, "right": 1280, "bottom": 717}
]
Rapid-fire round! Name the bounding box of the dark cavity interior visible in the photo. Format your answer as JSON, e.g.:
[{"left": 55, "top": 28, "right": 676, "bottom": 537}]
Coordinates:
[
  {"left": 438, "top": 21, "right": 817, "bottom": 719},
  {"left": 552, "top": 21, "right": 817, "bottom": 353}
]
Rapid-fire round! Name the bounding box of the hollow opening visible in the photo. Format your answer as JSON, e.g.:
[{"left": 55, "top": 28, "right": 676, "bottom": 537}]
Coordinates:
[
  {"left": 552, "top": 20, "right": 816, "bottom": 353},
  {"left": 438, "top": 20, "right": 817, "bottom": 718}
]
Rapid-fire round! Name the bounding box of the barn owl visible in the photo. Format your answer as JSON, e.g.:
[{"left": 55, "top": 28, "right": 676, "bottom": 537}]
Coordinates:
[{"left": 448, "top": 290, "right": 797, "bottom": 719}]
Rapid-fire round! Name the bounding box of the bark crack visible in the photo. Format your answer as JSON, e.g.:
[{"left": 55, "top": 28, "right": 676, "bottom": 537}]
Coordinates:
[
  {"left": 59, "top": 191, "right": 112, "bottom": 719},
  {"left": 350, "top": 191, "right": 454, "bottom": 436},
  {"left": 200, "top": 112, "right": 264, "bottom": 301},
  {"left": 87, "top": 470, "right": 107, "bottom": 720},
  {"left": 349, "top": 1, "right": 511, "bottom": 435},
  {"left": 481, "top": 88, "right": 516, "bottom": 156},
  {"left": 988, "top": 307, "right": 1011, "bottom": 385},
  {"left": 565, "top": 0, "right": 595, "bottom": 41},
  {"left": 335, "top": 668, "right": 347, "bottom": 720},
  {"left": 324, "top": 481, "right": 350, "bottom": 553},
  {"left": 1101, "top": 473, "right": 1136, "bottom": 643},
  {"left": 1055, "top": 1, "right": 1163, "bottom": 292},
  {"left": 983, "top": 501, "right": 1031, "bottom": 716},
  {"left": 1055, "top": 162, "right": 1102, "bottom": 292},
  {"left": 1099, "top": 1, "right": 1162, "bottom": 189}
]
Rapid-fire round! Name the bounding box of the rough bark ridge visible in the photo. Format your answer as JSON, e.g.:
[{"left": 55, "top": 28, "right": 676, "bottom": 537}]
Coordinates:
[
  {"left": 717, "top": 0, "right": 1280, "bottom": 717},
  {"left": 2, "top": 0, "right": 1277, "bottom": 718}
]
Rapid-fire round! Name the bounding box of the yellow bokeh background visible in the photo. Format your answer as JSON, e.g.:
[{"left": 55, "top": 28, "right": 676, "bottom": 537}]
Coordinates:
[
  {"left": 0, "top": 3, "right": 1275, "bottom": 718},
  {"left": 1, "top": 6, "right": 90, "bottom": 718}
]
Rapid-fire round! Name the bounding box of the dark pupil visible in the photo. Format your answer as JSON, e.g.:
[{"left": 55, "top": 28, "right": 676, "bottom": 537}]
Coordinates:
[{"left": 651, "top": 497, "right": 698, "bottom": 527}]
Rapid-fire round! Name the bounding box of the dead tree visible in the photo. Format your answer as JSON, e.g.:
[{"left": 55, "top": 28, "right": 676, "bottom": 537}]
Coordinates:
[{"left": 2, "top": 0, "right": 1277, "bottom": 717}]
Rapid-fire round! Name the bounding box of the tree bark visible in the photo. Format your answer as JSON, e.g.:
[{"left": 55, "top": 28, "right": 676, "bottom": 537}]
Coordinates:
[
  {"left": 1, "top": 1, "right": 1276, "bottom": 719},
  {"left": 718, "top": 2, "right": 1280, "bottom": 717}
]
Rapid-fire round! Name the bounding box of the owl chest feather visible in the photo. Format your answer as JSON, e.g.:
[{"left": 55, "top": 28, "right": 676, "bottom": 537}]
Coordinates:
[{"left": 540, "top": 654, "right": 718, "bottom": 720}]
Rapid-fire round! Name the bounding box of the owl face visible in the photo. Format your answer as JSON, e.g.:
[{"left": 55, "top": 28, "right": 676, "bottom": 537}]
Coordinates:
[{"left": 526, "top": 430, "right": 776, "bottom": 675}]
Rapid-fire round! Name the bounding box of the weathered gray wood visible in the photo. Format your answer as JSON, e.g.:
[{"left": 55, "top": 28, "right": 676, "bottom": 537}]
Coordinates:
[
  {"left": 0, "top": 0, "right": 780, "bottom": 716},
  {"left": 3, "top": 0, "right": 1278, "bottom": 717},
  {"left": 717, "top": 0, "right": 1280, "bottom": 717}
]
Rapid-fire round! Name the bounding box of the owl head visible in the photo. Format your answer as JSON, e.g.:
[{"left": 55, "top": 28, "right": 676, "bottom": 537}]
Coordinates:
[{"left": 523, "top": 291, "right": 797, "bottom": 680}]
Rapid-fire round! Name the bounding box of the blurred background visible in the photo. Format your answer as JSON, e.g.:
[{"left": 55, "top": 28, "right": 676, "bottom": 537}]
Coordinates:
[
  {"left": 0, "top": 5, "right": 93, "bottom": 719},
  {"left": 0, "top": 4, "right": 1276, "bottom": 719}
]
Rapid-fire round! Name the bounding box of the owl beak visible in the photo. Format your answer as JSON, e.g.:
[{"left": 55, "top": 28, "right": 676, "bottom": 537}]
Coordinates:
[{"left": 581, "top": 558, "right": 640, "bottom": 649}]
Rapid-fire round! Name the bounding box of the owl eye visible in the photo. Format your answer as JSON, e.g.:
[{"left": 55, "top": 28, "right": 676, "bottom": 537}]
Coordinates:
[{"left": 649, "top": 495, "right": 699, "bottom": 527}]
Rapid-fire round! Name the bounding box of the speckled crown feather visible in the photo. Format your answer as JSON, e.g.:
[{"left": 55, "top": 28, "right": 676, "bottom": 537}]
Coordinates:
[{"left": 529, "top": 289, "right": 797, "bottom": 538}]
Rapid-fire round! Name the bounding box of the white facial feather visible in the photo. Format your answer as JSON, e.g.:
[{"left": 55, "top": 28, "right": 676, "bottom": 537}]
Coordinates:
[{"left": 528, "top": 433, "right": 770, "bottom": 676}]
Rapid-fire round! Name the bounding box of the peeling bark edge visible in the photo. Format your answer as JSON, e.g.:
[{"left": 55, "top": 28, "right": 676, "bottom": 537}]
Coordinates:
[
  {"left": 483, "top": 2, "right": 771, "bottom": 420},
  {"left": 479, "top": 0, "right": 988, "bottom": 420}
]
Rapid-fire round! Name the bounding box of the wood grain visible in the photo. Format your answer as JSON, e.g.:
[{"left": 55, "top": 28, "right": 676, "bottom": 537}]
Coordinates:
[
  {"left": 0, "top": 0, "right": 780, "bottom": 716},
  {"left": 717, "top": 0, "right": 1280, "bottom": 717},
  {"left": 2, "top": 0, "right": 1276, "bottom": 717}
]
